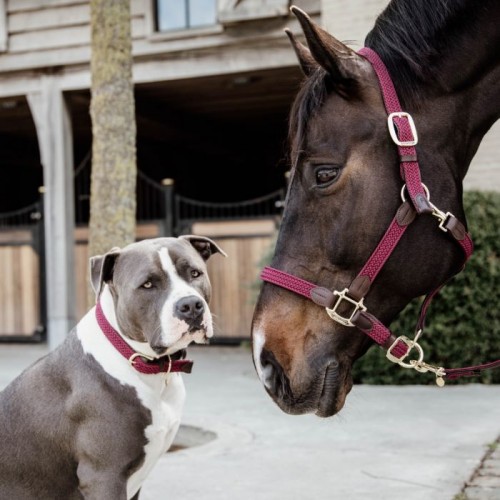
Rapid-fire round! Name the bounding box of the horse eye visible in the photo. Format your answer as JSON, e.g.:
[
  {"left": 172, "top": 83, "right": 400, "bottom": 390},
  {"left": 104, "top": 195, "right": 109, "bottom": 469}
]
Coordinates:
[
  {"left": 316, "top": 166, "right": 340, "bottom": 186},
  {"left": 142, "top": 281, "right": 153, "bottom": 289}
]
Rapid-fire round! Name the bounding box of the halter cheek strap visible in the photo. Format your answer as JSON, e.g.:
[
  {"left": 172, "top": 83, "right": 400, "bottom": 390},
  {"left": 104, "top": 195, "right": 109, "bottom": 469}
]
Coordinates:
[{"left": 260, "top": 47, "right": 499, "bottom": 386}]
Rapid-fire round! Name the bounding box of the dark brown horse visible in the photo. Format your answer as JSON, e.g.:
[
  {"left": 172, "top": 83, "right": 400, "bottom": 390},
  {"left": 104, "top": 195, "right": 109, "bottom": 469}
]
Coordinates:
[{"left": 251, "top": 0, "right": 500, "bottom": 417}]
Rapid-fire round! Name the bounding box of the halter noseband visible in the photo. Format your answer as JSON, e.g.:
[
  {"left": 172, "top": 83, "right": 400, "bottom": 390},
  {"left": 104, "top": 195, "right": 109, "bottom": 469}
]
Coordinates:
[{"left": 261, "top": 47, "right": 500, "bottom": 385}]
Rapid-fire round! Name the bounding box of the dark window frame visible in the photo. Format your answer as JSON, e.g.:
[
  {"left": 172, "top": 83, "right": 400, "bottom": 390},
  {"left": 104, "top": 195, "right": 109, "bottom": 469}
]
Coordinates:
[{"left": 154, "top": 0, "right": 217, "bottom": 32}]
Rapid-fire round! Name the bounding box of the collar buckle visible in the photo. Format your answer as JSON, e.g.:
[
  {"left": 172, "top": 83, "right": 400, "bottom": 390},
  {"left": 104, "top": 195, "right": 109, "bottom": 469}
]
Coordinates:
[{"left": 128, "top": 352, "right": 155, "bottom": 366}]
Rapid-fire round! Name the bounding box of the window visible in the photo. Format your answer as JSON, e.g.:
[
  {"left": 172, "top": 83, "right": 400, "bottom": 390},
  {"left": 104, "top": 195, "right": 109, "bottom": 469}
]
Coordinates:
[{"left": 155, "top": 0, "right": 217, "bottom": 32}]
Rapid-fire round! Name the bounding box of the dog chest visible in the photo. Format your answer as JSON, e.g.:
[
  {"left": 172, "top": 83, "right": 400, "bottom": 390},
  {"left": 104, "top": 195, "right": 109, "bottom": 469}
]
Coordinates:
[
  {"left": 76, "top": 311, "right": 187, "bottom": 498},
  {"left": 127, "top": 374, "right": 186, "bottom": 498}
]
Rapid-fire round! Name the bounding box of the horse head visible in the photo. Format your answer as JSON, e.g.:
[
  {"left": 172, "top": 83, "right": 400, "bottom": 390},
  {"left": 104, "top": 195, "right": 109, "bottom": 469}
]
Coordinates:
[{"left": 251, "top": 3, "right": 499, "bottom": 417}]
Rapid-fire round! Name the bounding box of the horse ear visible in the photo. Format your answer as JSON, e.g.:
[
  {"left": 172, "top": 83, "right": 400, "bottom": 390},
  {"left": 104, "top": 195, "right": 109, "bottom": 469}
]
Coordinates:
[
  {"left": 284, "top": 28, "right": 318, "bottom": 77},
  {"left": 290, "top": 6, "right": 360, "bottom": 94}
]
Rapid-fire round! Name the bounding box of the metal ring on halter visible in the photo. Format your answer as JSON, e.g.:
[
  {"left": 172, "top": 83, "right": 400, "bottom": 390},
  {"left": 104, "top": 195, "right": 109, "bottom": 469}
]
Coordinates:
[
  {"left": 400, "top": 183, "right": 455, "bottom": 231},
  {"left": 386, "top": 335, "right": 425, "bottom": 368},
  {"left": 400, "top": 183, "right": 430, "bottom": 203}
]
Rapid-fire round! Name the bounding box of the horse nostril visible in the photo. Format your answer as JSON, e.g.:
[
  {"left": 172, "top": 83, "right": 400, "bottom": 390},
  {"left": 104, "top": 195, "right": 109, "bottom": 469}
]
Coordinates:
[
  {"left": 175, "top": 295, "right": 204, "bottom": 322},
  {"left": 260, "top": 349, "right": 288, "bottom": 397}
]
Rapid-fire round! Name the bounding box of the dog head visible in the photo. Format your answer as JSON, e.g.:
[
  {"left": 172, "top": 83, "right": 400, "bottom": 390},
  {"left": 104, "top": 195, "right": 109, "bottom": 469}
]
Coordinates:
[{"left": 90, "top": 236, "right": 226, "bottom": 355}]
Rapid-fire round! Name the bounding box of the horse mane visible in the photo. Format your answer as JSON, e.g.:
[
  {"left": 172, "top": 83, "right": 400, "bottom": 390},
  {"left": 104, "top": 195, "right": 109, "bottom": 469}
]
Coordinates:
[
  {"left": 287, "top": 0, "right": 481, "bottom": 164},
  {"left": 365, "top": 0, "right": 478, "bottom": 104}
]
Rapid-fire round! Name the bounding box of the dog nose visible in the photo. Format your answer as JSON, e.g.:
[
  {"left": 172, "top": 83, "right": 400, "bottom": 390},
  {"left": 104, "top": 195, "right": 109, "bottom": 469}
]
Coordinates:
[{"left": 175, "top": 295, "right": 204, "bottom": 323}]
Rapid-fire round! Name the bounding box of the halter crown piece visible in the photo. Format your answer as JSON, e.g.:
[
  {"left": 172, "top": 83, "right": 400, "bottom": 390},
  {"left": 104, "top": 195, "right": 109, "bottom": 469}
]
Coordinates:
[
  {"left": 261, "top": 47, "right": 500, "bottom": 385},
  {"left": 95, "top": 301, "right": 193, "bottom": 374}
]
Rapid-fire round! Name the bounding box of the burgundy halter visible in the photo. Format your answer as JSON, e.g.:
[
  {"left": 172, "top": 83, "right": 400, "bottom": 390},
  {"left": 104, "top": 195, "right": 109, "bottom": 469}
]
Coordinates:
[{"left": 261, "top": 47, "right": 500, "bottom": 385}]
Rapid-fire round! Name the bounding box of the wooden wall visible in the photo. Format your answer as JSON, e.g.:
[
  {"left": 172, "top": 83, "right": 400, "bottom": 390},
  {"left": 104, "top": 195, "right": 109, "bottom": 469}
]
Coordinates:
[
  {"left": 0, "top": 219, "right": 275, "bottom": 339},
  {"left": 0, "top": 229, "right": 40, "bottom": 336},
  {"left": 74, "top": 219, "right": 277, "bottom": 340},
  {"left": 192, "top": 219, "right": 277, "bottom": 340},
  {"left": 0, "top": 0, "right": 319, "bottom": 74}
]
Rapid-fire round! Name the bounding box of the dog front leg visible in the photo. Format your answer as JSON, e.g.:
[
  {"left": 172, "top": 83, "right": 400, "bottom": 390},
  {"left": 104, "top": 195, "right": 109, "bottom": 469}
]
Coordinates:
[{"left": 77, "top": 461, "right": 128, "bottom": 500}]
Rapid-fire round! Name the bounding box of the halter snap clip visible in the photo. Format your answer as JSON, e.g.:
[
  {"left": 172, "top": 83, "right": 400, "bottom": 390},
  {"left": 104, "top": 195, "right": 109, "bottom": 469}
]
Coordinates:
[{"left": 386, "top": 331, "right": 446, "bottom": 386}]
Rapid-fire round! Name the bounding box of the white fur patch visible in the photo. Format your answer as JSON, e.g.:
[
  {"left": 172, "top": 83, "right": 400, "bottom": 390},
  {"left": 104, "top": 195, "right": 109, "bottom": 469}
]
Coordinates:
[
  {"left": 158, "top": 247, "right": 213, "bottom": 353},
  {"left": 252, "top": 327, "right": 272, "bottom": 389},
  {"left": 76, "top": 303, "right": 186, "bottom": 499}
]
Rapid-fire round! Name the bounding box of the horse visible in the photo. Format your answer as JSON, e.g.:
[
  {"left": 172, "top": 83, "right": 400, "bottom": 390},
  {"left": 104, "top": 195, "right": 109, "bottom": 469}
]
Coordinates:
[{"left": 250, "top": 0, "right": 500, "bottom": 418}]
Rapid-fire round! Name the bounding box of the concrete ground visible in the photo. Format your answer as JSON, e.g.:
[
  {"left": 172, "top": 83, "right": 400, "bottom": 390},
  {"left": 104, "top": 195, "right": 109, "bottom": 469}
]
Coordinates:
[{"left": 1, "top": 342, "right": 499, "bottom": 500}]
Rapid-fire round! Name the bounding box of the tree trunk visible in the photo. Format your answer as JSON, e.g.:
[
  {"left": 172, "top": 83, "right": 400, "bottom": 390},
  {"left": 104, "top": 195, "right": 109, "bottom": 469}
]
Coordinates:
[{"left": 88, "top": 0, "right": 137, "bottom": 307}]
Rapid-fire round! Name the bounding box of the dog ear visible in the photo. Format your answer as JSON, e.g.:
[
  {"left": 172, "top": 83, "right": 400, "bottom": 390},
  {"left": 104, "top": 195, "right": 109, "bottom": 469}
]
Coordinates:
[
  {"left": 180, "top": 235, "right": 228, "bottom": 261},
  {"left": 89, "top": 247, "right": 121, "bottom": 299}
]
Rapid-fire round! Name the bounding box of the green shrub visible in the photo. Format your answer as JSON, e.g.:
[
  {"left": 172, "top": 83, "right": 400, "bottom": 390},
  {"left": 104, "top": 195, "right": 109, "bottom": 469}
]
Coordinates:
[{"left": 352, "top": 190, "right": 500, "bottom": 385}]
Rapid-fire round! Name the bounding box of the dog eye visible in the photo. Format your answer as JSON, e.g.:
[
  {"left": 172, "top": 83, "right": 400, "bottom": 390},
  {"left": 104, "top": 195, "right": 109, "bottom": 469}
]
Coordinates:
[
  {"left": 191, "top": 270, "right": 202, "bottom": 279},
  {"left": 141, "top": 281, "right": 153, "bottom": 289},
  {"left": 315, "top": 166, "right": 340, "bottom": 187}
]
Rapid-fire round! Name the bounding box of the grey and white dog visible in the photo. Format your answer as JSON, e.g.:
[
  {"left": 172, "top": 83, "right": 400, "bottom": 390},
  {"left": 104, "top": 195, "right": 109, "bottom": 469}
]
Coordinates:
[{"left": 0, "top": 235, "right": 226, "bottom": 499}]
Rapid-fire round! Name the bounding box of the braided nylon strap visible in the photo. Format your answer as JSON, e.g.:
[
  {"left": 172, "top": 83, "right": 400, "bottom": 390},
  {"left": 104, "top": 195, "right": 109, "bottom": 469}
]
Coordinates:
[
  {"left": 260, "top": 266, "right": 410, "bottom": 358},
  {"left": 358, "top": 47, "right": 428, "bottom": 213},
  {"left": 357, "top": 215, "right": 408, "bottom": 282},
  {"left": 95, "top": 301, "right": 193, "bottom": 375},
  {"left": 354, "top": 312, "right": 409, "bottom": 359},
  {"left": 458, "top": 232, "right": 474, "bottom": 260},
  {"left": 260, "top": 266, "right": 315, "bottom": 299}
]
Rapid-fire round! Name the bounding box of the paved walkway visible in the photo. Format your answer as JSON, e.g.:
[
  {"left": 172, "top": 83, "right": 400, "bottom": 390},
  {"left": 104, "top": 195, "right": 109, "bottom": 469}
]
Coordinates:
[{"left": 1, "top": 342, "right": 499, "bottom": 500}]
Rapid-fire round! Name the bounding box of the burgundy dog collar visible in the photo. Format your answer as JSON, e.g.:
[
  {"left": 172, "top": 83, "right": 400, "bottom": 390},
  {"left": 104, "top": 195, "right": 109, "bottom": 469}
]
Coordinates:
[{"left": 95, "top": 301, "right": 193, "bottom": 374}]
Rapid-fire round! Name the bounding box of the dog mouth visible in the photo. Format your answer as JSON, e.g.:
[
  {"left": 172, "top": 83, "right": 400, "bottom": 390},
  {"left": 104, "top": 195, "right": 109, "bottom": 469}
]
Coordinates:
[
  {"left": 162, "top": 327, "right": 211, "bottom": 354},
  {"left": 188, "top": 322, "right": 203, "bottom": 333}
]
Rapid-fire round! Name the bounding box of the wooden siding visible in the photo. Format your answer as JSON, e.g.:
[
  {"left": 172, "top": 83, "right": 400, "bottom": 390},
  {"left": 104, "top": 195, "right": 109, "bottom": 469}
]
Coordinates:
[
  {"left": 0, "top": 0, "right": 319, "bottom": 74},
  {"left": 74, "top": 220, "right": 276, "bottom": 340},
  {"left": 0, "top": 232, "right": 40, "bottom": 336},
  {"left": 0, "top": 220, "right": 274, "bottom": 340},
  {"left": 193, "top": 219, "right": 277, "bottom": 339}
]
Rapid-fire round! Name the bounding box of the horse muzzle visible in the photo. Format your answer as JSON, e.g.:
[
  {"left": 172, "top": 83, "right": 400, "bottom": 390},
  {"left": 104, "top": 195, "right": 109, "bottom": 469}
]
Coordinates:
[{"left": 257, "top": 347, "right": 352, "bottom": 417}]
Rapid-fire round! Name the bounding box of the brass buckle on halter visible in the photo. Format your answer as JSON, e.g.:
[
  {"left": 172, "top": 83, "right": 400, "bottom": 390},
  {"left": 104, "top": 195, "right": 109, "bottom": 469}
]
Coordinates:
[
  {"left": 386, "top": 333, "right": 446, "bottom": 386},
  {"left": 387, "top": 112, "right": 418, "bottom": 146},
  {"left": 386, "top": 335, "right": 423, "bottom": 366},
  {"left": 326, "top": 288, "right": 367, "bottom": 327}
]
